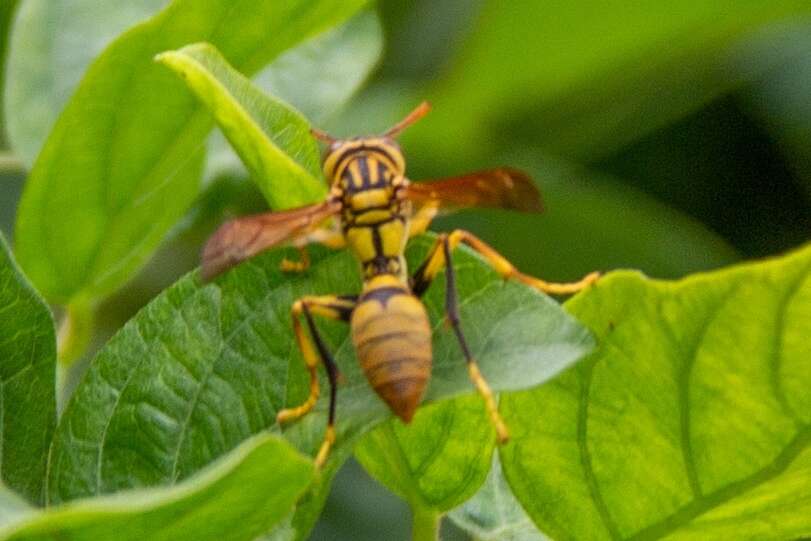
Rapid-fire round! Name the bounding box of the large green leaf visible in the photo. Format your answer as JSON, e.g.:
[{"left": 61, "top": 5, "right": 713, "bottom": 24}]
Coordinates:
[
  {"left": 0, "top": 234, "right": 56, "bottom": 504},
  {"left": 355, "top": 394, "right": 494, "bottom": 526},
  {"left": 1, "top": 434, "right": 313, "bottom": 541},
  {"left": 155, "top": 43, "right": 325, "bottom": 209},
  {"left": 501, "top": 244, "right": 811, "bottom": 540},
  {"left": 13, "top": 0, "right": 368, "bottom": 304},
  {"left": 47, "top": 234, "right": 594, "bottom": 510}
]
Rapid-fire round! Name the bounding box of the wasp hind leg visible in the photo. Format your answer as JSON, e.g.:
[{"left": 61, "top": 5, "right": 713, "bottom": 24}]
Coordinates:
[
  {"left": 411, "top": 237, "right": 510, "bottom": 444},
  {"left": 277, "top": 295, "right": 356, "bottom": 468}
]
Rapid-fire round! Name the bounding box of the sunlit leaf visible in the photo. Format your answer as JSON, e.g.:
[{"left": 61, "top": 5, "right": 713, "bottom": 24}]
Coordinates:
[
  {"left": 205, "top": 10, "right": 383, "bottom": 181},
  {"left": 156, "top": 43, "right": 325, "bottom": 209},
  {"left": 501, "top": 244, "right": 811, "bottom": 540}
]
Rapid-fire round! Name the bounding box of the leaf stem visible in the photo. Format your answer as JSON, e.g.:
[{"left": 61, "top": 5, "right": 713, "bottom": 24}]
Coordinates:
[
  {"left": 411, "top": 504, "right": 440, "bottom": 541},
  {"left": 0, "top": 152, "right": 25, "bottom": 175},
  {"left": 57, "top": 300, "right": 95, "bottom": 367}
]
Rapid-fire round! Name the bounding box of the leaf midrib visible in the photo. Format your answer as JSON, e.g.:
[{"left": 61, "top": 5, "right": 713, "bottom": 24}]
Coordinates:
[
  {"left": 579, "top": 263, "right": 811, "bottom": 540},
  {"left": 162, "top": 46, "right": 321, "bottom": 192},
  {"left": 628, "top": 425, "right": 810, "bottom": 541}
]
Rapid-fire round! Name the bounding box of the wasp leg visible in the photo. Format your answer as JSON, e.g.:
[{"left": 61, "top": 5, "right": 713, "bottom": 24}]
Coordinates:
[
  {"left": 411, "top": 237, "right": 510, "bottom": 444},
  {"left": 277, "top": 294, "right": 356, "bottom": 468},
  {"left": 413, "top": 229, "right": 599, "bottom": 296},
  {"left": 280, "top": 245, "right": 311, "bottom": 272},
  {"left": 281, "top": 227, "right": 347, "bottom": 273},
  {"left": 407, "top": 202, "right": 440, "bottom": 239}
]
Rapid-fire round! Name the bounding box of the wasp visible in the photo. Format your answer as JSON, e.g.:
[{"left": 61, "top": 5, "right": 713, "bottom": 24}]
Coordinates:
[{"left": 201, "top": 102, "right": 599, "bottom": 467}]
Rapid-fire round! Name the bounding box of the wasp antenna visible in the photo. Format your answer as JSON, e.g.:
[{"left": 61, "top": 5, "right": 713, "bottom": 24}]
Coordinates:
[
  {"left": 383, "top": 101, "right": 431, "bottom": 138},
  {"left": 310, "top": 127, "right": 336, "bottom": 144}
]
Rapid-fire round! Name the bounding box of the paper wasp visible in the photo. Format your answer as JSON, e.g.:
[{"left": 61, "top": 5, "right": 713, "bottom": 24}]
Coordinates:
[{"left": 202, "top": 102, "right": 599, "bottom": 467}]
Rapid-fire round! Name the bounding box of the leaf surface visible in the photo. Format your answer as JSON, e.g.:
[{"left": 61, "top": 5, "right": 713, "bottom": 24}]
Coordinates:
[
  {"left": 205, "top": 9, "right": 383, "bottom": 181},
  {"left": 449, "top": 453, "right": 548, "bottom": 541},
  {"left": 355, "top": 395, "right": 494, "bottom": 513},
  {"left": 47, "top": 234, "right": 594, "bottom": 515},
  {"left": 13, "top": 0, "right": 367, "bottom": 304},
  {"left": 0, "top": 234, "right": 56, "bottom": 503},
  {"left": 500, "top": 244, "right": 811, "bottom": 540},
  {"left": 156, "top": 43, "right": 325, "bottom": 209},
  {"left": 4, "top": 0, "right": 169, "bottom": 165},
  {"left": 2, "top": 434, "right": 313, "bottom": 541}
]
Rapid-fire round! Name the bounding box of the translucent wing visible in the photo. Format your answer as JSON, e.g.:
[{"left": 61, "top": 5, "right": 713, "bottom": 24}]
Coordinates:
[
  {"left": 405, "top": 168, "right": 542, "bottom": 213},
  {"left": 201, "top": 200, "right": 340, "bottom": 280}
]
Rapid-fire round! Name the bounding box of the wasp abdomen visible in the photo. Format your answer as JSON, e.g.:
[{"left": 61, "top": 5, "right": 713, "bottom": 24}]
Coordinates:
[{"left": 351, "top": 279, "right": 431, "bottom": 423}]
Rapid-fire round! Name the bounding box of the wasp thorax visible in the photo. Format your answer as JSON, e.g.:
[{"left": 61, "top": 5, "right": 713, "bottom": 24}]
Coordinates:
[{"left": 322, "top": 137, "right": 405, "bottom": 183}]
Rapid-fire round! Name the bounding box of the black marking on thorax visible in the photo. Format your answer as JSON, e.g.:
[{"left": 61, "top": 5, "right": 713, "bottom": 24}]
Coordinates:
[{"left": 359, "top": 286, "right": 408, "bottom": 307}]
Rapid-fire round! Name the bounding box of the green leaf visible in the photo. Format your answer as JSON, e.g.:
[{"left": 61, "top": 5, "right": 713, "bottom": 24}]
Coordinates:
[
  {"left": 500, "top": 244, "right": 811, "bottom": 541},
  {"left": 354, "top": 395, "right": 494, "bottom": 512},
  {"left": 4, "top": 1, "right": 380, "bottom": 173},
  {"left": 204, "top": 9, "right": 383, "bottom": 180},
  {"left": 155, "top": 43, "right": 325, "bottom": 209},
  {"left": 2, "top": 433, "right": 314, "bottom": 541},
  {"left": 3, "top": 0, "right": 169, "bottom": 165},
  {"left": 13, "top": 0, "right": 368, "bottom": 304},
  {"left": 46, "top": 234, "right": 594, "bottom": 519},
  {"left": 0, "top": 0, "right": 21, "bottom": 150},
  {"left": 449, "top": 453, "right": 548, "bottom": 541},
  {"left": 0, "top": 234, "right": 56, "bottom": 504},
  {"left": 261, "top": 466, "right": 341, "bottom": 541}
]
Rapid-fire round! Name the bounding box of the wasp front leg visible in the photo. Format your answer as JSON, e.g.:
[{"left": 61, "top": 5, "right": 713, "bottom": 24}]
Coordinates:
[
  {"left": 280, "top": 226, "right": 346, "bottom": 273},
  {"left": 277, "top": 294, "right": 356, "bottom": 468}
]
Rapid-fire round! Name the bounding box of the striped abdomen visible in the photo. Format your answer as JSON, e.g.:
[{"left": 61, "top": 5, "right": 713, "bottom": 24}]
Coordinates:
[{"left": 350, "top": 276, "right": 431, "bottom": 422}]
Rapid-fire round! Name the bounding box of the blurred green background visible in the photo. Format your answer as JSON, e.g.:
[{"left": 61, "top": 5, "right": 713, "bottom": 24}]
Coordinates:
[{"left": 2, "top": 1, "right": 810, "bottom": 539}]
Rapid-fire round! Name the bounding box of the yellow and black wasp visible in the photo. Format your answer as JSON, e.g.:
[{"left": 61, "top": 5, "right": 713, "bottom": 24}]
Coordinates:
[{"left": 202, "top": 102, "right": 599, "bottom": 467}]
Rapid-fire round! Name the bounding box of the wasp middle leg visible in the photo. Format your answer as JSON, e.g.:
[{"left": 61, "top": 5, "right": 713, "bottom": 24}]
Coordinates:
[
  {"left": 280, "top": 226, "right": 346, "bottom": 273},
  {"left": 410, "top": 230, "right": 599, "bottom": 443},
  {"left": 277, "top": 294, "right": 356, "bottom": 467},
  {"left": 414, "top": 229, "right": 599, "bottom": 296}
]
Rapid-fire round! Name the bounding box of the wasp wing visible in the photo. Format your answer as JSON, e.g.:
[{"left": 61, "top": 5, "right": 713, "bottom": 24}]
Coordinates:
[
  {"left": 201, "top": 200, "right": 340, "bottom": 280},
  {"left": 405, "top": 168, "right": 542, "bottom": 213}
]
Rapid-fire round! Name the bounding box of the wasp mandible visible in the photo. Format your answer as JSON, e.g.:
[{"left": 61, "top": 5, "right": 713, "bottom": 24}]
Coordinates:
[{"left": 201, "top": 102, "right": 599, "bottom": 467}]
